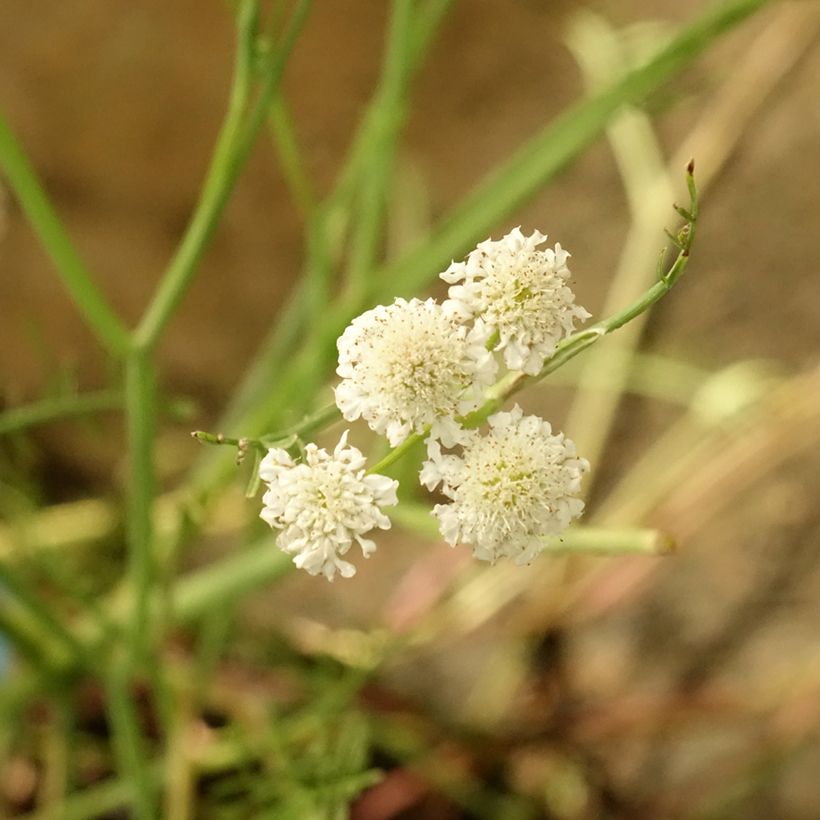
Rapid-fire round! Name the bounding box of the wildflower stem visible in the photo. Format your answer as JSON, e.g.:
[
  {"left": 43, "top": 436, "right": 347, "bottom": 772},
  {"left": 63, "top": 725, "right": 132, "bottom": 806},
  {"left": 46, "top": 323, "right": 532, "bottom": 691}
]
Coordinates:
[
  {"left": 124, "top": 348, "right": 157, "bottom": 666},
  {"left": 267, "top": 92, "right": 316, "bottom": 223},
  {"left": 104, "top": 662, "right": 155, "bottom": 820},
  {"left": 191, "top": 431, "right": 266, "bottom": 452},
  {"left": 132, "top": 0, "right": 257, "bottom": 351},
  {"left": 368, "top": 427, "right": 429, "bottom": 475},
  {"left": 191, "top": 401, "right": 341, "bottom": 454},
  {"left": 0, "top": 565, "right": 84, "bottom": 667},
  {"left": 134, "top": 0, "right": 312, "bottom": 350},
  {"left": 0, "top": 113, "right": 130, "bottom": 358},
  {"left": 464, "top": 164, "right": 698, "bottom": 428},
  {"left": 343, "top": 0, "right": 415, "bottom": 305}
]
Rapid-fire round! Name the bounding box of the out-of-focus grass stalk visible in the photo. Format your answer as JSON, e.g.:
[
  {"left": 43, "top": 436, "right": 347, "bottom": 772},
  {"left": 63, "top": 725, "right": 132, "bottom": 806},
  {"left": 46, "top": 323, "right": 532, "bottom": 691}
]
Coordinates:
[
  {"left": 132, "top": 0, "right": 312, "bottom": 351},
  {"left": 0, "top": 119, "right": 129, "bottom": 358},
  {"left": 0, "top": 600, "right": 71, "bottom": 679},
  {"left": 37, "top": 698, "right": 71, "bottom": 815},
  {"left": 0, "top": 499, "right": 118, "bottom": 562},
  {"left": 267, "top": 93, "right": 316, "bottom": 223},
  {"left": 124, "top": 348, "right": 157, "bottom": 666},
  {"left": 163, "top": 673, "right": 197, "bottom": 820},
  {"left": 0, "top": 564, "right": 86, "bottom": 665},
  {"left": 0, "top": 390, "right": 122, "bottom": 436},
  {"left": 563, "top": 11, "right": 675, "bottom": 478},
  {"left": 343, "top": 0, "right": 415, "bottom": 306},
  {"left": 104, "top": 663, "right": 154, "bottom": 820}
]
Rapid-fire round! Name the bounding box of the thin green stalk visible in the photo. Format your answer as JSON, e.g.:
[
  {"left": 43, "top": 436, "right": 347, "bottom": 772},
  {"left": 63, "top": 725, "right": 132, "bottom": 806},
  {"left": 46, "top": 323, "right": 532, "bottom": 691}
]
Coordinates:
[
  {"left": 343, "top": 0, "right": 415, "bottom": 304},
  {"left": 0, "top": 564, "right": 86, "bottom": 663},
  {"left": 0, "top": 114, "right": 129, "bottom": 357},
  {"left": 0, "top": 600, "right": 66, "bottom": 678},
  {"left": 563, "top": 11, "right": 676, "bottom": 476},
  {"left": 410, "top": 0, "right": 455, "bottom": 64},
  {"left": 173, "top": 542, "right": 291, "bottom": 624},
  {"left": 105, "top": 662, "right": 155, "bottom": 820},
  {"left": 368, "top": 426, "right": 428, "bottom": 475},
  {"left": 193, "top": 401, "right": 340, "bottom": 451},
  {"left": 268, "top": 93, "right": 315, "bottom": 222},
  {"left": 0, "top": 390, "right": 121, "bottom": 436},
  {"left": 133, "top": 0, "right": 260, "bottom": 351},
  {"left": 135, "top": 0, "right": 312, "bottom": 351},
  {"left": 124, "top": 348, "right": 157, "bottom": 665}
]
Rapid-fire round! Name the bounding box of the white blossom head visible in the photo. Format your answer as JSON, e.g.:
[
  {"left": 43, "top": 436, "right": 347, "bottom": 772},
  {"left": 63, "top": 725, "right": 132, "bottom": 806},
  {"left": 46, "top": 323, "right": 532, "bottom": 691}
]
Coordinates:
[
  {"left": 335, "top": 297, "right": 497, "bottom": 447},
  {"left": 441, "top": 228, "right": 591, "bottom": 376},
  {"left": 259, "top": 431, "right": 398, "bottom": 581},
  {"left": 420, "top": 405, "right": 588, "bottom": 565}
]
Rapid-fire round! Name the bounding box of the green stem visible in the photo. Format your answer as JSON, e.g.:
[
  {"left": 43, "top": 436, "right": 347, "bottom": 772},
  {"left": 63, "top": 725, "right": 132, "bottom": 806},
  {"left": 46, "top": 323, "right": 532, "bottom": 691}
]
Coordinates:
[
  {"left": 410, "top": 0, "right": 455, "bottom": 64},
  {"left": 124, "top": 349, "right": 157, "bottom": 665},
  {"left": 173, "top": 542, "right": 292, "bottom": 624},
  {"left": 0, "top": 113, "right": 130, "bottom": 357},
  {"left": 0, "top": 564, "right": 86, "bottom": 664},
  {"left": 267, "top": 93, "right": 315, "bottom": 222},
  {"left": 0, "top": 598, "right": 70, "bottom": 679},
  {"left": 191, "top": 430, "right": 267, "bottom": 451},
  {"left": 368, "top": 428, "right": 427, "bottom": 475},
  {"left": 191, "top": 401, "right": 341, "bottom": 454},
  {"left": 134, "top": 0, "right": 312, "bottom": 351},
  {"left": 0, "top": 390, "right": 121, "bottom": 436},
  {"left": 105, "top": 662, "right": 155, "bottom": 820},
  {"left": 343, "top": 0, "right": 415, "bottom": 304},
  {"left": 133, "top": 0, "right": 260, "bottom": 351}
]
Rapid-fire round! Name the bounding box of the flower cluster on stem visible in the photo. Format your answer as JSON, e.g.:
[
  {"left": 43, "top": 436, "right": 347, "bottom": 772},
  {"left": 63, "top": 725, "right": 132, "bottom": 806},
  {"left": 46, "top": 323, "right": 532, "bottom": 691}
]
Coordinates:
[{"left": 248, "top": 227, "right": 595, "bottom": 577}]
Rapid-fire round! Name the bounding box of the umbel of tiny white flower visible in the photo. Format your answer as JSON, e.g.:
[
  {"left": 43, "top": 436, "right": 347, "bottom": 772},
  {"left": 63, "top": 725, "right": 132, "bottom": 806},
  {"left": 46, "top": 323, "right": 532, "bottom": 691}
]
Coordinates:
[
  {"left": 441, "top": 227, "right": 591, "bottom": 376},
  {"left": 335, "top": 297, "right": 497, "bottom": 447},
  {"left": 258, "top": 431, "right": 399, "bottom": 581},
  {"left": 420, "top": 405, "right": 588, "bottom": 565}
]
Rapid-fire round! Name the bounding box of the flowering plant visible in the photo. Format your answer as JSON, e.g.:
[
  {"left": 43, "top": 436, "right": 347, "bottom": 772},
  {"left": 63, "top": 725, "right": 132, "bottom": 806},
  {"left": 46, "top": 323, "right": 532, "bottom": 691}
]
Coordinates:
[{"left": 199, "top": 171, "right": 697, "bottom": 580}]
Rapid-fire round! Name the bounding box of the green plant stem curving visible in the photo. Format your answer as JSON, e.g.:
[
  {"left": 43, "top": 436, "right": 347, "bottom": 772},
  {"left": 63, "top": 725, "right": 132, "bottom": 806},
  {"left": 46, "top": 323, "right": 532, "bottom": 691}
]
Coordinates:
[{"left": 0, "top": 115, "right": 130, "bottom": 357}]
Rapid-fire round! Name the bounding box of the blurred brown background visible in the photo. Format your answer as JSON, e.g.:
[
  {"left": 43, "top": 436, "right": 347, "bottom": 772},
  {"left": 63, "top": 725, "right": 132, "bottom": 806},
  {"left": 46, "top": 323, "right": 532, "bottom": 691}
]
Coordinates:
[{"left": 2, "top": 1, "right": 820, "bottom": 817}]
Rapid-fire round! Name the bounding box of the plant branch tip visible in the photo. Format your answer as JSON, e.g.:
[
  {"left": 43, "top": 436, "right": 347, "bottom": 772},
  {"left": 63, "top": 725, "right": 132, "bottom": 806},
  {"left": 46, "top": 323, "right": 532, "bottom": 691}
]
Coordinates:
[{"left": 686, "top": 158, "right": 695, "bottom": 175}]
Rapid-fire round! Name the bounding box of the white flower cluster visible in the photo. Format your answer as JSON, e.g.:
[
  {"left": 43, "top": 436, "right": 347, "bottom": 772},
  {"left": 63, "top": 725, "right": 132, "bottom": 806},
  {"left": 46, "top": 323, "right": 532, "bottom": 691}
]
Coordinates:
[
  {"left": 420, "top": 405, "right": 588, "bottom": 565},
  {"left": 336, "top": 298, "right": 496, "bottom": 447},
  {"left": 442, "top": 228, "right": 591, "bottom": 375},
  {"left": 259, "top": 432, "right": 398, "bottom": 581},
  {"left": 260, "top": 228, "right": 590, "bottom": 577}
]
